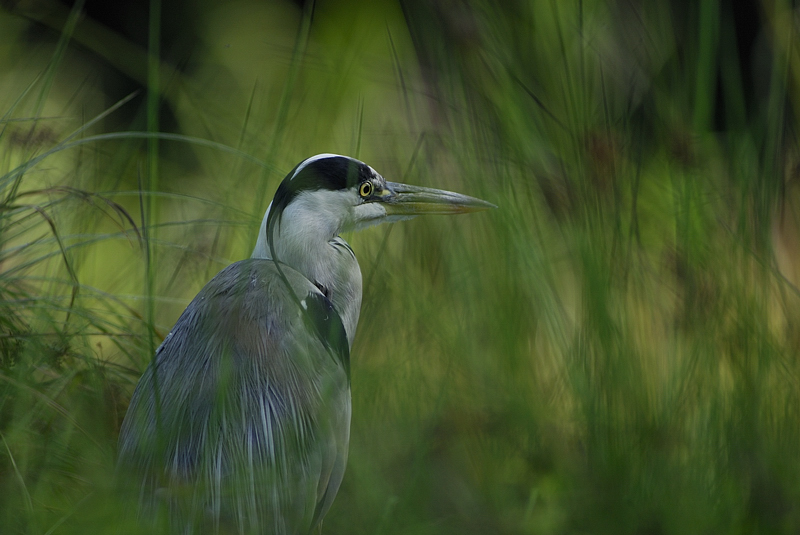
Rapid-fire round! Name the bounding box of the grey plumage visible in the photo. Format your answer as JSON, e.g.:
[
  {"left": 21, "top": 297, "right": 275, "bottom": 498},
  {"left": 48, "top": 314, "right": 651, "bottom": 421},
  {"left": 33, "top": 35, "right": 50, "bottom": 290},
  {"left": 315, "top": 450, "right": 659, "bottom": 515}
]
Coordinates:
[
  {"left": 118, "top": 154, "right": 493, "bottom": 534},
  {"left": 119, "top": 260, "right": 350, "bottom": 533}
]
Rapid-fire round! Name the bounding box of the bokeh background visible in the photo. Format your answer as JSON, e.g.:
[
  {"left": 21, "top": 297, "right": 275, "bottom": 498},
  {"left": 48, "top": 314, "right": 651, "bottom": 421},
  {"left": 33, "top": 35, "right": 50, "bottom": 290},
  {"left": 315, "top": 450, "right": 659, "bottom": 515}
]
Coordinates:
[{"left": 3, "top": 0, "right": 800, "bottom": 533}]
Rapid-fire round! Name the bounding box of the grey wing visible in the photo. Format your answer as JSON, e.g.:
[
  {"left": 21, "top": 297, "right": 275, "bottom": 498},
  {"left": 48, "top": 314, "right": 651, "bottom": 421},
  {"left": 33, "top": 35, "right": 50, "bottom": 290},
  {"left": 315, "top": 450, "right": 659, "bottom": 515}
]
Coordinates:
[{"left": 117, "top": 259, "right": 351, "bottom": 535}]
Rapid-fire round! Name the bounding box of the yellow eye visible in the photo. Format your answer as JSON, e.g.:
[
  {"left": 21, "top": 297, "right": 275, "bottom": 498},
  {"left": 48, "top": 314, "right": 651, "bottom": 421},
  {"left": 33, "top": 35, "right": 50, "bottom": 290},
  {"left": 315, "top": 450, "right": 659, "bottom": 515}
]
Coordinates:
[{"left": 359, "top": 182, "right": 373, "bottom": 198}]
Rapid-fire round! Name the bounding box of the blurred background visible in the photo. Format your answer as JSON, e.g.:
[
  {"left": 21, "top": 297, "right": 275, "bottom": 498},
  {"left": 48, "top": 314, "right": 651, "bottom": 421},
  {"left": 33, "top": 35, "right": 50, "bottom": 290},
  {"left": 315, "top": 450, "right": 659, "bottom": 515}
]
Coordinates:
[{"left": 2, "top": 0, "right": 800, "bottom": 532}]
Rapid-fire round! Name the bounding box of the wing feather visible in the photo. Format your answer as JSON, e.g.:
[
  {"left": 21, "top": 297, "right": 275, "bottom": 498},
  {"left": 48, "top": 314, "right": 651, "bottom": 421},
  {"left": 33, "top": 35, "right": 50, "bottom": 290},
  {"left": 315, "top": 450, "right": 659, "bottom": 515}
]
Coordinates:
[{"left": 118, "top": 259, "right": 351, "bottom": 534}]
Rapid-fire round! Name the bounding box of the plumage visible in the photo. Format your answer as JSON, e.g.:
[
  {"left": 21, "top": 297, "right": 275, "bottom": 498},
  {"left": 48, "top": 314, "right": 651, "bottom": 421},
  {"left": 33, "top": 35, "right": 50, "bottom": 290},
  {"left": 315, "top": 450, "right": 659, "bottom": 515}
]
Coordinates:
[
  {"left": 118, "top": 260, "right": 350, "bottom": 533},
  {"left": 118, "top": 154, "right": 494, "bottom": 534}
]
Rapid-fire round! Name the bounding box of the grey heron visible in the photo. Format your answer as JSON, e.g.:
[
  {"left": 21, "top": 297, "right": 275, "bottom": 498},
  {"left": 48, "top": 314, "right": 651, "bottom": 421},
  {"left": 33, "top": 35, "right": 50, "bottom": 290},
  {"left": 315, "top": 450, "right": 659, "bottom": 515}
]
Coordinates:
[{"left": 118, "top": 154, "right": 494, "bottom": 534}]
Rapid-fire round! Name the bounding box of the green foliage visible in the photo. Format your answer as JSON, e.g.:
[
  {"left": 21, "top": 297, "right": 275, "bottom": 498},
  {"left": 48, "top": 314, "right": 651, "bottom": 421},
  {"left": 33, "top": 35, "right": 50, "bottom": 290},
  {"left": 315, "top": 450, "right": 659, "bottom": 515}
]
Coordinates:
[{"left": 2, "top": 0, "right": 800, "bottom": 533}]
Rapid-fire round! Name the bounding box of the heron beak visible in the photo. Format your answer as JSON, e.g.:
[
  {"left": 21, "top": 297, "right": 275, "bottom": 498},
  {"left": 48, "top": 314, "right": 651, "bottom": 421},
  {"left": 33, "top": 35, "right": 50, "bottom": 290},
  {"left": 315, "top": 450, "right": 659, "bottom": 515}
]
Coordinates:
[{"left": 381, "top": 182, "right": 496, "bottom": 216}]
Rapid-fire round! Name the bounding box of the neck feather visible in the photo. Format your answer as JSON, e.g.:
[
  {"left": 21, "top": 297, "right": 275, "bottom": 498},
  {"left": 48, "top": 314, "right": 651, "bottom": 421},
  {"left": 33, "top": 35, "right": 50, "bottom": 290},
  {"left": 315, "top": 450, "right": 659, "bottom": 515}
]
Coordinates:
[{"left": 251, "top": 192, "right": 363, "bottom": 344}]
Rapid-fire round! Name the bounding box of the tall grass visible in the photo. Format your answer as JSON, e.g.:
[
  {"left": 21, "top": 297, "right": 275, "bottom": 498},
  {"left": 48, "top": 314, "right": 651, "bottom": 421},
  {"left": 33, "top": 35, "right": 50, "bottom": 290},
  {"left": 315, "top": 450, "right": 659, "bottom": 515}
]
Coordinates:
[{"left": 2, "top": 0, "right": 800, "bottom": 533}]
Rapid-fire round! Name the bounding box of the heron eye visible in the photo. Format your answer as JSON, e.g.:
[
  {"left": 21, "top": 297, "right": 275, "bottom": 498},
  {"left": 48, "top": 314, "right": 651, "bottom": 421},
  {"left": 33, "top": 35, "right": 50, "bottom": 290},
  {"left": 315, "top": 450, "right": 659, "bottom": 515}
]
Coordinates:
[{"left": 359, "top": 182, "right": 373, "bottom": 198}]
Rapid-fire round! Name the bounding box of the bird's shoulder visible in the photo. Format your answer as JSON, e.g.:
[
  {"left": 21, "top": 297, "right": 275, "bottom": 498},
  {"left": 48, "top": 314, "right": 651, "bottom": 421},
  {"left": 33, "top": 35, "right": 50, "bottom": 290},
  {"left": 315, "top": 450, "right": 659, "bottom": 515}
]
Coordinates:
[
  {"left": 201, "top": 258, "right": 317, "bottom": 304},
  {"left": 154, "top": 258, "right": 349, "bottom": 379},
  {"left": 168, "top": 258, "right": 319, "bottom": 334}
]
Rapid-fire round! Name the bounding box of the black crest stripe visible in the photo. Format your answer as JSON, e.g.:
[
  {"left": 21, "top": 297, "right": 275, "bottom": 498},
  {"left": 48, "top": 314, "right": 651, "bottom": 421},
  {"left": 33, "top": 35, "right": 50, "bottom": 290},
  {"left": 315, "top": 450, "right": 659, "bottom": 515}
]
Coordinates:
[{"left": 266, "top": 156, "right": 372, "bottom": 243}]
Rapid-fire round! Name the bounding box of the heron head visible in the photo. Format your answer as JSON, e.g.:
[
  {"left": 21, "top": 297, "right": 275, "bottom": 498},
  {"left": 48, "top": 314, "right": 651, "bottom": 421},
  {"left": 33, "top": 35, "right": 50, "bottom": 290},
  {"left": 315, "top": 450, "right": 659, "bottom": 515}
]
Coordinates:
[{"left": 252, "top": 154, "right": 494, "bottom": 260}]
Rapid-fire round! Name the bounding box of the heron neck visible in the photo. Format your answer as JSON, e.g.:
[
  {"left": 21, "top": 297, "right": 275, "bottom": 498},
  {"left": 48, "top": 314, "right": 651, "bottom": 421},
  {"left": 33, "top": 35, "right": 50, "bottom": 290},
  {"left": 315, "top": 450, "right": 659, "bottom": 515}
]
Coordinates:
[
  {"left": 253, "top": 210, "right": 362, "bottom": 346},
  {"left": 282, "top": 234, "right": 362, "bottom": 347}
]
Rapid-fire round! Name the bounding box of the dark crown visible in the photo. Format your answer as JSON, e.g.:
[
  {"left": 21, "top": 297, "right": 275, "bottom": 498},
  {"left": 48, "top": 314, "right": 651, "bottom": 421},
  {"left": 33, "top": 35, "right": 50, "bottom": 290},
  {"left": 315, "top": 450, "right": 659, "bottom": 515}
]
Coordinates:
[{"left": 266, "top": 155, "right": 372, "bottom": 239}]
